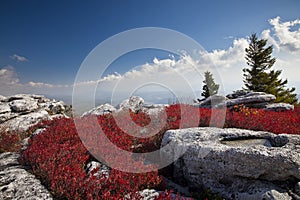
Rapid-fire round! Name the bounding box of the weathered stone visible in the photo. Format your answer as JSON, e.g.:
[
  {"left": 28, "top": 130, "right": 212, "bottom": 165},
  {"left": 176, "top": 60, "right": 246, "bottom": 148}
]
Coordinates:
[
  {"left": 0, "top": 103, "right": 11, "bottom": 114},
  {"left": 9, "top": 99, "right": 38, "bottom": 113},
  {"left": 0, "top": 95, "right": 7, "bottom": 102},
  {"left": 138, "top": 189, "right": 160, "bottom": 200},
  {"left": 226, "top": 90, "right": 250, "bottom": 99},
  {"left": 0, "top": 152, "right": 53, "bottom": 200},
  {"left": 265, "top": 103, "right": 294, "bottom": 111},
  {"left": 2, "top": 110, "right": 50, "bottom": 131},
  {"left": 0, "top": 94, "right": 71, "bottom": 132},
  {"left": 226, "top": 93, "right": 276, "bottom": 107},
  {"left": 32, "top": 128, "right": 46, "bottom": 136},
  {"left": 142, "top": 104, "right": 167, "bottom": 115},
  {"left": 295, "top": 182, "right": 300, "bottom": 196},
  {"left": 48, "top": 101, "right": 66, "bottom": 114},
  {"left": 161, "top": 127, "right": 300, "bottom": 199},
  {"left": 119, "top": 96, "right": 144, "bottom": 113},
  {"left": 82, "top": 103, "right": 116, "bottom": 116},
  {"left": 86, "top": 161, "right": 110, "bottom": 179},
  {"left": 0, "top": 112, "right": 19, "bottom": 123},
  {"left": 195, "top": 95, "right": 226, "bottom": 108}
]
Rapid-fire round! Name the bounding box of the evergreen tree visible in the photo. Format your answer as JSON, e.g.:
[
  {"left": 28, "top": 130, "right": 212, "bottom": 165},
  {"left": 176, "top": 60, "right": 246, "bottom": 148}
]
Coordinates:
[
  {"left": 243, "top": 33, "right": 297, "bottom": 104},
  {"left": 201, "top": 71, "right": 219, "bottom": 98}
]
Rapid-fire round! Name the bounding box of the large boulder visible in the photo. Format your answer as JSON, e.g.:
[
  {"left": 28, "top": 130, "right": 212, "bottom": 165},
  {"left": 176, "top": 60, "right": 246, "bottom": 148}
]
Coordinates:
[
  {"left": 226, "top": 92, "right": 276, "bottom": 108},
  {"left": 195, "top": 95, "right": 226, "bottom": 108},
  {"left": 265, "top": 103, "right": 295, "bottom": 111},
  {"left": 81, "top": 103, "right": 116, "bottom": 117},
  {"left": 9, "top": 98, "right": 38, "bottom": 113},
  {"left": 0, "top": 94, "right": 71, "bottom": 132},
  {"left": 2, "top": 110, "right": 51, "bottom": 131},
  {"left": 118, "top": 96, "right": 144, "bottom": 113},
  {"left": 161, "top": 127, "right": 300, "bottom": 199},
  {"left": 0, "top": 152, "right": 53, "bottom": 200},
  {"left": 194, "top": 91, "right": 291, "bottom": 110}
]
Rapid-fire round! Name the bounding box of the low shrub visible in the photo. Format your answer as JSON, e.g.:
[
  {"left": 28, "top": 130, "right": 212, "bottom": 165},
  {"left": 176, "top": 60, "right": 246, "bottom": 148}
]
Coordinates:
[{"left": 19, "top": 104, "right": 300, "bottom": 199}]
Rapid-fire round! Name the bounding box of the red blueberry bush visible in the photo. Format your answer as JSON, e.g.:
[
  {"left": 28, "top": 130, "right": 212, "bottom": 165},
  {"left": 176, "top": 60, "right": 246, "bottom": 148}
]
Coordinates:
[{"left": 18, "top": 104, "right": 300, "bottom": 199}]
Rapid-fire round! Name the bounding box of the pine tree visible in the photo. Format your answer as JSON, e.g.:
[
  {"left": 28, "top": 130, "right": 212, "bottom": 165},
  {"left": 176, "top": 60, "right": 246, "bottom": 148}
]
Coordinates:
[
  {"left": 201, "top": 71, "right": 219, "bottom": 98},
  {"left": 243, "top": 33, "right": 297, "bottom": 104}
]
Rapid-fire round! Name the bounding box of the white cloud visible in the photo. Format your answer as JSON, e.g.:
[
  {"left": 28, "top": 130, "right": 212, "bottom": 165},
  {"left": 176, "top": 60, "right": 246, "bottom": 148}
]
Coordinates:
[
  {"left": 267, "top": 16, "right": 300, "bottom": 52},
  {"left": 10, "top": 54, "right": 28, "bottom": 62},
  {"left": 0, "top": 66, "right": 71, "bottom": 96},
  {"left": 0, "top": 66, "right": 21, "bottom": 85}
]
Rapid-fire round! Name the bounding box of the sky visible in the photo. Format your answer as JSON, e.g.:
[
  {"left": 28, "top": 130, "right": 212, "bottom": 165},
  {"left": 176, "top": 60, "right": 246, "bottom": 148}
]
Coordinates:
[{"left": 1, "top": 0, "right": 300, "bottom": 105}]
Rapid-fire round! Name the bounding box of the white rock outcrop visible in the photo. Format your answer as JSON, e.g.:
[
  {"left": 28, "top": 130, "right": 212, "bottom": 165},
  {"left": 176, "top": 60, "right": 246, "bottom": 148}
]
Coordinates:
[
  {"left": 118, "top": 96, "right": 145, "bottom": 113},
  {"left": 161, "top": 127, "right": 300, "bottom": 199},
  {"left": 81, "top": 103, "right": 116, "bottom": 117},
  {"left": 0, "top": 94, "right": 71, "bottom": 132},
  {"left": 0, "top": 152, "right": 53, "bottom": 200},
  {"left": 194, "top": 91, "right": 294, "bottom": 111}
]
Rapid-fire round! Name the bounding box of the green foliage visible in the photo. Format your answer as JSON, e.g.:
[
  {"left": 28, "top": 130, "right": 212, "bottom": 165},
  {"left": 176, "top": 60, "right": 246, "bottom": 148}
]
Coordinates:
[
  {"left": 201, "top": 71, "right": 219, "bottom": 99},
  {"left": 243, "top": 33, "right": 297, "bottom": 104}
]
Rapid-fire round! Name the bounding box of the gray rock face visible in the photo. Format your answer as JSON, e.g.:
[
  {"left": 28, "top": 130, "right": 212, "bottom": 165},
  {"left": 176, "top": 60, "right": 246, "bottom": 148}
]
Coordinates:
[
  {"left": 142, "top": 104, "right": 167, "bottom": 115},
  {"left": 161, "top": 127, "right": 300, "bottom": 199},
  {"left": 118, "top": 96, "right": 144, "bottom": 113},
  {"left": 81, "top": 103, "right": 116, "bottom": 116},
  {"left": 0, "top": 152, "right": 53, "bottom": 200},
  {"left": 265, "top": 103, "right": 295, "bottom": 111},
  {"left": 194, "top": 91, "right": 294, "bottom": 111},
  {"left": 4, "top": 110, "right": 51, "bottom": 131},
  {"left": 195, "top": 95, "right": 226, "bottom": 108},
  {"left": 0, "top": 94, "right": 71, "bottom": 132},
  {"left": 226, "top": 92, "right": 276, "bottom": 108},
  {"left": 86, "top": 161, "right": 110, "bottom": 179},
  {"left": 9, "top": 99, "right": 39, "bottom": 113}
]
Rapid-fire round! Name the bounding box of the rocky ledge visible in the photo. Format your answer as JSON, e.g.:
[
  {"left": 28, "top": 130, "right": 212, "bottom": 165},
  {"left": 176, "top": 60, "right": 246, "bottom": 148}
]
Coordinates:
[
  {"left": 161, "top": 127, "right": 300, "bottom": 200},
  {"left": 0, "top": 94, "right": 72, "bottom": 132},
  {"left": 194, "top": 91, "right": 294, "bottom": 111},
  {"left": 0, "top": 152, "right": 53, "bottom": 200}
]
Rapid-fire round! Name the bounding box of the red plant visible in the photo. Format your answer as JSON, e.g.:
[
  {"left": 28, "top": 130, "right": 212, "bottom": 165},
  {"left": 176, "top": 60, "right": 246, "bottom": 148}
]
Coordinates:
[{"left": 20, "top": 104, "right": 300, "bottom": 199}]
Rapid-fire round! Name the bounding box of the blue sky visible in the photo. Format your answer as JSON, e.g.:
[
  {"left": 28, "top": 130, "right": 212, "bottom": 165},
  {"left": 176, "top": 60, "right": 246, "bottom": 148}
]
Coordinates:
[{"left": 1, "top": 0, "right": 300, "bottom": 104}]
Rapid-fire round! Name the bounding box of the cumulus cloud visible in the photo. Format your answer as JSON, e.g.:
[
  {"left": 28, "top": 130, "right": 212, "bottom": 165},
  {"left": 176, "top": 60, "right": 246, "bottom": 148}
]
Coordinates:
[
  {"left": 264, "top": 16, "right": 300, "bottom": 52},
  {"left": 0, "top": 66, "right": 71, "bottom": 96},
  {"left": 0, "top": 66, "right": 21, "bottom": 85},
  {"left": 10, "top": 54, "right": 28, "bottom": 62}
]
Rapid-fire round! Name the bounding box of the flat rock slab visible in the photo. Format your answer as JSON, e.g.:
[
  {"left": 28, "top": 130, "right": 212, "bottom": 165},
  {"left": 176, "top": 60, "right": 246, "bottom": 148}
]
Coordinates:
[
  {"left": 0, "top": 152, "right": 53, "bottom": 200},
  {"left": 161, "top": 127, "right": 300, "bottom": 199}
]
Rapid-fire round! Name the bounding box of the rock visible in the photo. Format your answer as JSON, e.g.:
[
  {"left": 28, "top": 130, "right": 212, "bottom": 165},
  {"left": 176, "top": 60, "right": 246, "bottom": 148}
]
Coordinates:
[
  {"left": 2, "top": 110, "right": 50, "bottom": 131},
  {"left": 32, "top": 128, "right": 46, "bottom": 136},
  {"left": 82, "top": 103, "right": 116, "bottom": 117},
  {"left": 142, "top": 104, "right": 167, "bottom": 115},
  {"left": 161, "top": 127, "right": 300, "bottom": 199},
  {"left": 226, "top": 92, "right": 276, "bottom": 107},
  {"left": 265, "top": 103, "right": 294, "bottom": 111},
  {"left": 0, "top": 152, "right": 53, "bottom": 200},
  {"left": 0, "top": 112, "right": 19, "bottom": 124},
  {"left": 295, "top": 182, "right": 300, "bottom": 196},
  {"left": 0, "top": 95, "right": 7, "bottom": 102},
  {"left": 0, "top": 103, "right": 11, "bottom": 114},
  {"left": 195, "top": 91, "right": 294, "bottom": 111},
  {"left": 47, "top": 101, "right": 66, "bottom": 114},
  {"left": 86, "top": 161, "right": 110, "bottom": 179},
  {"left": 9, "top": 99, "right": 39, "bottom": 113},
  {"left": 119, "top": 96, "right": 144, "bottom": 113},
  {"left": 194, "top": 95, "right": 226, "bottom": 108},
  {"left": 138, "top": 189, "right": 160, "bottom": 200},
  {"left": 0, "top": 94, "right": 71, "bottom": 132},
  {"left": 226, "top": 90, "right": 250, "bottom": 99}
]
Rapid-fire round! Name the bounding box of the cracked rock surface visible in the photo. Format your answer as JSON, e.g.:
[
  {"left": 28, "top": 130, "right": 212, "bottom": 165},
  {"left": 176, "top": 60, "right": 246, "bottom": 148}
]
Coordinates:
[{"left": 0, "top": 152, "right": 53, "bottom": 200}]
